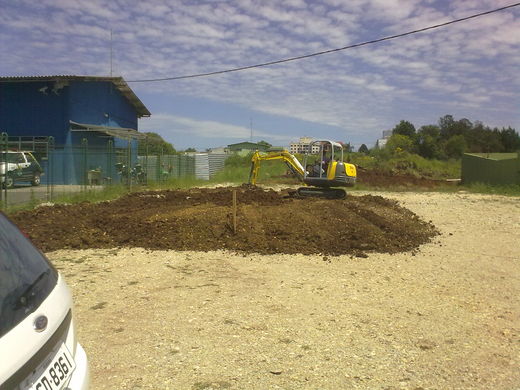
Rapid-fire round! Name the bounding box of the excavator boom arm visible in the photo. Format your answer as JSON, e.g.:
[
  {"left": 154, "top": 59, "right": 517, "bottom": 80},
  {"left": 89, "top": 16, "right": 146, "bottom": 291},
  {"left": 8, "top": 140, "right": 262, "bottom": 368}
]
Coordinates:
[{"left": 248, "top": 150, "right": 305, "bottom": 185}]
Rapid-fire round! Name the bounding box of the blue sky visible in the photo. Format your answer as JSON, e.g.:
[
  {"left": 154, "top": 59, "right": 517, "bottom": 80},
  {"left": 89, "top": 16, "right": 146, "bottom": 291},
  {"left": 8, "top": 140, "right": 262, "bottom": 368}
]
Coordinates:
[{"left": 1, "top": 0, "right": 518, "bottom": 151}]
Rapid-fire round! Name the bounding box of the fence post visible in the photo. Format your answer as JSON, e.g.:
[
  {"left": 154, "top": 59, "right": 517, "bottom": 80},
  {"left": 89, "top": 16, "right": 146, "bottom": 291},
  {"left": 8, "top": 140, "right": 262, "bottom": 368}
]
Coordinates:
[
  {"left": 81, "top": 138, "right": 88, "bottom": 190},
  {"left": 156, "top": 147, "right": 161, "bottom": 183},
  {"left": 47, "top": 136, "right": 55, "bottom": 202},
  {"left": 107, "top": 139, "right": 113, "bottom": 186},
  {"left": 127, "top": 139, "right": 132, "bottom": 190},
  {"left": 0, "top": 132, "right": 8, "bottom": 209},
  {"left": 145, "top": 142, "right": 149, "bottom": 185}
]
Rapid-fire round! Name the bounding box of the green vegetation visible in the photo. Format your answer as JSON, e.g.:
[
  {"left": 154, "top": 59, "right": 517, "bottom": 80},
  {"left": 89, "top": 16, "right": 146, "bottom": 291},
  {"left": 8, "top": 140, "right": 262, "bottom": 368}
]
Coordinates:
[
  {"left": 460, "top": 183, "right": 520, "bottom": 196},
  {"left": 349, "top": 150, "right": 460, "bottom": 179},
  {"left": 51, "top": 184, "right": 130, "bottom": 204},
  {"left": 384, "top": 115, "right": 520, "bottom": 160},
  {"left": 358, "top": 144, "right": 369, "bottom": 154},
  {"left": 210, "top": 152, "right": 291, "bottom": 184},
  {"left": 138, "top": 132, "right": 176, "bottom": 155},
  {"left": 343, "top": 114, "right": 519, "bottom": 187}
]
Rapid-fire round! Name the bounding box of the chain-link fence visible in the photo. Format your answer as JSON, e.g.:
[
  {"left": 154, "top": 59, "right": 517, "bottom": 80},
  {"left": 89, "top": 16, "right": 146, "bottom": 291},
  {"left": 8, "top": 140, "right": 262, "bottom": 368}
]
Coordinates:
[
  {"left": 0, "top": 132, "right": 230, "bottom": 209},
  {"left": 138, "top": 153, "right": 196, "bottom": 182}
]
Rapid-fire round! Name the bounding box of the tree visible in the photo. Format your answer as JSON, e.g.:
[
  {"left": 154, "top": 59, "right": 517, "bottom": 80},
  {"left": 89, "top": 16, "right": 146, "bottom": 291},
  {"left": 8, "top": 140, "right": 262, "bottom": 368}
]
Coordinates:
[
  {"left": 392, "top": 120, "right": 416, "bottom": 138},
  {"left": 466, "top": 123, "right": 503, "bottom": 153},
  {"left": 183, "top": 147, "right": 197, "bottom": 153},
  {"left": 358, "top": 144, "right": 369, "bottom": 154},
  {"left": 385, "top": 134, "right": 415, "bottom": 154},
  {"left": 444, "top": 135, "right": 467, "bottom": 158},
  {"left": 415, "top": 125, "right": 442, "bottom": 159},
  {"left": 438, "top": 114, "right": 455, "bottom": 138},
  {"left": 439, "top": 115, "right": 472, "bottom": 139},
  {"left": 456, "top": 118, "right": 473, "bottom": 135},
  {"left": 257, "top": 140, "right": 272, "bottom": 149},
  {"left": 499, "top": 127, "right": 520, "bottom": 152},
  {"left": 138, "top": 132, "right": 176, "bottom": 155}
]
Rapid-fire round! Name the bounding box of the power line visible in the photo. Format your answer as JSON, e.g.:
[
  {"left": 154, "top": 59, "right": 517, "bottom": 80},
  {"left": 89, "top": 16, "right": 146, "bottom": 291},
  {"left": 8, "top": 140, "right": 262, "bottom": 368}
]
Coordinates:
[{"left": 127, "top": 2, "right": 520, "bottom": 83}]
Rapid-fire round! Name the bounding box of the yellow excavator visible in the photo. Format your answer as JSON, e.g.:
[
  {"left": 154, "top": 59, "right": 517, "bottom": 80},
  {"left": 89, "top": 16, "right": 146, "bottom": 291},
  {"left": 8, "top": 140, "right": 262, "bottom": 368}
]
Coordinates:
[{"left": 248, "top": 140, "right": 356, "bottom": 199}]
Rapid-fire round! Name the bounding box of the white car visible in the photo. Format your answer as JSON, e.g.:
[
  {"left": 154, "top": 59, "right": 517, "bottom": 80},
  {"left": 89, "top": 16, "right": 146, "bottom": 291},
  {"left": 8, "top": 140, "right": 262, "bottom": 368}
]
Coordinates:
[
  {"left": 0, "top": 212, "right": 90, "bottom": 389},
  {"left": 0, "top": 151, "right": 44, "bottom": 188}
]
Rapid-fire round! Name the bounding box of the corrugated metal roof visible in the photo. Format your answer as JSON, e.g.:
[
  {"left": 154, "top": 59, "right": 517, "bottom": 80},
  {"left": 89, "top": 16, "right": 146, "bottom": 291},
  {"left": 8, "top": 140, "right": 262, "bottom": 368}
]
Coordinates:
[
  {"left": 69, "top": 120, "right": 147, "bottom": 140},
  {"left": 0, "top": 75, "right": 151, "bottom": 118}
]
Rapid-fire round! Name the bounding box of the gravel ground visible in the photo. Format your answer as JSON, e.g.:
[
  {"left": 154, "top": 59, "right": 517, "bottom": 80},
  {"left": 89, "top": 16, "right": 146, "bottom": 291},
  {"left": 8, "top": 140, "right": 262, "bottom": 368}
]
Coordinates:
[{"left": 47, "top": 191, "right": 520, "bottom": 390}]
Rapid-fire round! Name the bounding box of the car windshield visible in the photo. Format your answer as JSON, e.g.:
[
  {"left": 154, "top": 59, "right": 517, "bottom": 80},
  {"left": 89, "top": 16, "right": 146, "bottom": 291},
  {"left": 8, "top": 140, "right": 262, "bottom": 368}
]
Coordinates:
[
  {"left": 4, "top": 153, "right": 23, "bottom": 164},
  {"left": 0, "top": 213, "right": 58, "bottom": 338}
]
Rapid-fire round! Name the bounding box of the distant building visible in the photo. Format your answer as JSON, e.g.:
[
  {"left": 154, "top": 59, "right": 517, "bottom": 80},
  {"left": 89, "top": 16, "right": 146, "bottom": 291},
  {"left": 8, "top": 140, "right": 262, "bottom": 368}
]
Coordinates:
[
  {"left": 227, "top": 141, "right": 269, "bottom": 155},
  {"left": 208, "top": 146, "right": 229, "bottom": 154},
  {"left": 289, "top": 137, "right": 320, "bottom": 154},
  {"left": 375, "top": 130, "right": 392, "bottom": 148}
]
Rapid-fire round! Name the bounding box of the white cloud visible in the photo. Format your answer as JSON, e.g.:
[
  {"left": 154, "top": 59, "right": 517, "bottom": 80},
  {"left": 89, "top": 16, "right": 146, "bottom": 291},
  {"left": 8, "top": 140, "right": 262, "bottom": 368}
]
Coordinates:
[
  {"left": 140, "top": 113, "right": 294, "bottom": 146},
  {"left": 1, "top": 0, "right": 518, "bottom": 145}
]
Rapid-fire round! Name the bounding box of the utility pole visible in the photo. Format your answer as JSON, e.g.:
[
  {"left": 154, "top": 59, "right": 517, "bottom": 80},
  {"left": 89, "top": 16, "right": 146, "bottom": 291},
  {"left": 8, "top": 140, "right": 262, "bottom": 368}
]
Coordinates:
[
  {"left": 110, "top": 29, "right": 113, "bottom": 77},
  {"left": 250, "top": 118, "right": 253, "bottom": 142}
]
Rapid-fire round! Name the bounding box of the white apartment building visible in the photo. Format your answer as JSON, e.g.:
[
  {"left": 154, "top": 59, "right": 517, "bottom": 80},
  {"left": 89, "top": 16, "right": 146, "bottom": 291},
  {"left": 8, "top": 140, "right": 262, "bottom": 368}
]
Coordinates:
[
  {"left": 375, "top": 130, "right": 393, "bottom": 148},
  {"left": 289, "top": 136, "right": 321, "bottom": 154}
]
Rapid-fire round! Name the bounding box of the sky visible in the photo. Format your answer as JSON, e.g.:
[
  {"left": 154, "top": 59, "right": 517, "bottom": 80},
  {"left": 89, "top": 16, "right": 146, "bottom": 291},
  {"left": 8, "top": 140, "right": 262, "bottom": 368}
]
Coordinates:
[{"left": 1, "top": 0, "right": 519, "bottom": 151}]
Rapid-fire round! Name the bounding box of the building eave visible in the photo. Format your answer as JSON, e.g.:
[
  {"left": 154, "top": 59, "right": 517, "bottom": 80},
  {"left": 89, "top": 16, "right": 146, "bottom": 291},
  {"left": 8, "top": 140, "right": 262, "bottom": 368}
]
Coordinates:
[{"left": 69, "top": 120, "right": 147, "bottom": 140}]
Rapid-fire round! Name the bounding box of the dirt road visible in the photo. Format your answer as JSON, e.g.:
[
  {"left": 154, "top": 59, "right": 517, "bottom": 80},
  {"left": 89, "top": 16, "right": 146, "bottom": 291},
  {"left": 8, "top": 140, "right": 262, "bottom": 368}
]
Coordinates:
[{"left": 45, "top": 191, "right": 519, "bottom": 389}]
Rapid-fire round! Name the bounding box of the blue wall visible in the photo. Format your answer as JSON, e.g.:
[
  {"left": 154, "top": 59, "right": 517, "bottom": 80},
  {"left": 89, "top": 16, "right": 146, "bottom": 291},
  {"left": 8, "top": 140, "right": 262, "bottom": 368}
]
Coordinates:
[
  {"left": 1, "top": 79, "right": 142, "bottom": 184},
  {"left": 0, "top": 80, "right": 138, "bottom": 146},
  {"left": 68, "top": 81, "right": 137, "bottom": 132},
  {"left": 0, "top": 81, "right": 69, "bottom": 143},
  {"left": 46, "top": 145, "right": 119, "bottom": 185}
]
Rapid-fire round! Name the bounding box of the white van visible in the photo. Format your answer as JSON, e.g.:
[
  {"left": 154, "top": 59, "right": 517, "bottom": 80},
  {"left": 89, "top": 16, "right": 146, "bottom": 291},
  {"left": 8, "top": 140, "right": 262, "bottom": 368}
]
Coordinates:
[{"left": 0, "top": 212, "right": 90, "bottom": 389}]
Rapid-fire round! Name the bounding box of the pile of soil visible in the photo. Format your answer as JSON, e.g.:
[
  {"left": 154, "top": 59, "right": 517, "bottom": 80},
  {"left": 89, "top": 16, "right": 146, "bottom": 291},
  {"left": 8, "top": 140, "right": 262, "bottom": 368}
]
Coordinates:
[{"left": 12, "top": 186, "right": 438, "bottom": 256}]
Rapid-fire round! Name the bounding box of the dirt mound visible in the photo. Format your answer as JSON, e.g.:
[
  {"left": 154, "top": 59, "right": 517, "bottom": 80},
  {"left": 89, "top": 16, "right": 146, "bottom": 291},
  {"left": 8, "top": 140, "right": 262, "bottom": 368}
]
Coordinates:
[{"left": 12, "top": 186, "right": 438, "bottom": 256}]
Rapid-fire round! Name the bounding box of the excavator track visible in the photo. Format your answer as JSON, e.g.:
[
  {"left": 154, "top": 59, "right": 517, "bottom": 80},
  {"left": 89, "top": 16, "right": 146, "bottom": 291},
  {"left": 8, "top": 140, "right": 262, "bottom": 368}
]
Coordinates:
[{"left": 296, "top": 187, "right": 346, "bottom": 199}]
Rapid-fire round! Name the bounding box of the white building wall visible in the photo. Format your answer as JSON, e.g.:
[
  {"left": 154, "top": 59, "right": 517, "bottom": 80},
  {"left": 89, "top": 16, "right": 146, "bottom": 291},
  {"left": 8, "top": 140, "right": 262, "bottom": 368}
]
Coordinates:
[{"left": 289, "top": 137, "right": 320, "bottom": 154}]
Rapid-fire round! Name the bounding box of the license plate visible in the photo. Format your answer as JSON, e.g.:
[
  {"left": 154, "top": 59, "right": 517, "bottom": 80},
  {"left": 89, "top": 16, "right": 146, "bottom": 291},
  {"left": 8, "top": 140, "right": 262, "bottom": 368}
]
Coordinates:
[{"left": 27, "top": 343, "right": 76, "bottom": 390}]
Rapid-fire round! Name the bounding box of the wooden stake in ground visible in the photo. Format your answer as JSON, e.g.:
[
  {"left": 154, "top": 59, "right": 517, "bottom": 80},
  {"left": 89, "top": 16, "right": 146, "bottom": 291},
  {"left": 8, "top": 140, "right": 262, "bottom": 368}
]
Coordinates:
[{"left": 232, "top": 189, "right": 237, "bottom": 234}]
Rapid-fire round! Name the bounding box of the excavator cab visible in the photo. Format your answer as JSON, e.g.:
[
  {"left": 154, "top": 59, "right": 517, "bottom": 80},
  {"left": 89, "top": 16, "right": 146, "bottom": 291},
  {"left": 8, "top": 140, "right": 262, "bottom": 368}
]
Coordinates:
[{"left": 302, "top": 140, "right": 356, "bottom": 189}]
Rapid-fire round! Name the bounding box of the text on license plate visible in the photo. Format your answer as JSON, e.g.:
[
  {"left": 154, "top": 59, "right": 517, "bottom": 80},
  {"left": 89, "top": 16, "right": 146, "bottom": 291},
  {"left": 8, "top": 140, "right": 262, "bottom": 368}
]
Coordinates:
[{"left": 28, "top": 343, "right": 76, "bottom": 390}]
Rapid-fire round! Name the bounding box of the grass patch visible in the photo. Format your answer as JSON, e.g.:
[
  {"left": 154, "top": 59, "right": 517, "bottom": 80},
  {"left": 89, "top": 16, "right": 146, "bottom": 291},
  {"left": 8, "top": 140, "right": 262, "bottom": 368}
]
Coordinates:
[
  {"left": 349, "top": 152, "right": 460, "bottom": 179},
  {"left": 51, "top": 184, "right": 131, "bottom": 204},
  {"left": 210, "top": 153, "right": 295, "bottom": 185},
  {"left": 460, "top": 182, "right": 520, "bottom": 196}
]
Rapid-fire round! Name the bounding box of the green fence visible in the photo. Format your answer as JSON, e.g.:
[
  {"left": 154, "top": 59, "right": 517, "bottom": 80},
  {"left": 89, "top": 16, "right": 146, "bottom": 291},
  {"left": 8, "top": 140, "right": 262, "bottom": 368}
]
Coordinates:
[
  {"left": 0, "top": 132, "right": 199, "bottom": 209},
  {"left": 138, "top": 154, "right": 195, "bottom": 182},
  {"left": 0, "top": 131, "right": 231, "bottom": 209},
  {"left": 461, "top": 153, "right": 520, "bottom": 185}
]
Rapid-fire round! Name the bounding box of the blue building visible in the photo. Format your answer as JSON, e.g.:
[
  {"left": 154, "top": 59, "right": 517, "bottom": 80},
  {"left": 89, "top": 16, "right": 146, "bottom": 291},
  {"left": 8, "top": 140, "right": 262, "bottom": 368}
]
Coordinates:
[{"left": 0, "top": 75, "right": 150, "bottom": 184}]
